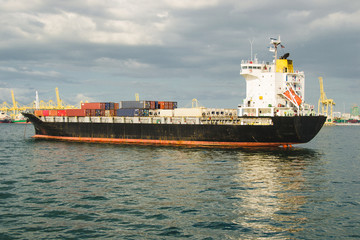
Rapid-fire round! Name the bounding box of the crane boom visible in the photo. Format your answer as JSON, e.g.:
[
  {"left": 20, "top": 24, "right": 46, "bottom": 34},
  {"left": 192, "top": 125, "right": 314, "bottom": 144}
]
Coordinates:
[
  {"left": 11, "top": 90, "right": 17, "bottom": 110},
  {"left": 55, "top": 87, "right": 63, "bottom": 108}
]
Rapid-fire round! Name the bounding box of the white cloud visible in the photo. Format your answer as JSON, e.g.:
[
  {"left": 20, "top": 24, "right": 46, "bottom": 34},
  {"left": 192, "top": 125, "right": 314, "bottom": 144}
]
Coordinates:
[
  {"left": 309, "top": 10, "right": 360, "bottom": 32},
  {"left": 0, "top": 66, "right": 60, "bottom": 77},
  {"left": 0, "top": 0, "right": 43, "bottom": 12},
  {"left": 74, "top": 93, "right": 95, "bottom": 104},
  {"left": 164, "top": 0, "right": 220, "bottom": 9},
  {"left": 95, "top": 58, "right": 151, "bottom": 69}
]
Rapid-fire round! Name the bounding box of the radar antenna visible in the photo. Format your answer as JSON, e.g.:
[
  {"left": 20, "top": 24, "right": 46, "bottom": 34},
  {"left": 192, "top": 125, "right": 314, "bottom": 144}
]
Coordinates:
[{"left": 269, "top": 36, "right": 281, "bottom": 61}]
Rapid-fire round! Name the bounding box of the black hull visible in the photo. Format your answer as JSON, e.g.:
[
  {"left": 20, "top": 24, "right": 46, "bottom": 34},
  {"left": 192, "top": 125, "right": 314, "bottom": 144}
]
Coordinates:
[{"left": 23, "top": 113, "right": 326, "bottom": 147}]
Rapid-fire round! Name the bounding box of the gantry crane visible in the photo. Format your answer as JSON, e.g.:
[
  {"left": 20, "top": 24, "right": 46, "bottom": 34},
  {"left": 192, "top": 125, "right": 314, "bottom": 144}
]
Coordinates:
[
  {"left": 2, "top": 88, "right": 78, "bottom": 117},
  {"left": 318, "top": 77, "right": 335, "bottom": 125}
]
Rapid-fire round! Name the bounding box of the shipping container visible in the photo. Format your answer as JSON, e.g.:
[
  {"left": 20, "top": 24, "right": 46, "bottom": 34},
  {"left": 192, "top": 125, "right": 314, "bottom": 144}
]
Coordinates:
[
  {"left": 158, "top": 101, "right": 165, "bottom": 109},
  {"left": 114, "top": 103, "right": 119, "bottom": 110},
  {"left": 66, "top": 109, "right": 86, "bottom": 117},
  {"left": 49, "top": 110, "right": 58, "bottom": 116},
  {"left": 57, "top": 110, "right": 67, "bottom": 116},
  {"left": 34, "top": 110, "right": 43, "bottom": 116},
  {"left": 144, "top": 101, "right": 151, "bottom": 109},
  {"left": 104, "top": 102, "right": 116, "bottom": 110},
  {"left": 116, "top": 108, "right": 140, "bottom": 117},
  {"left": 157, "top": 109, "right": 174, "bottom": 117},
  {"left": 174, "top": 107, "right": 206, "bottom": 117},
  {"left": 43, "top": 110, "right": 49, "bottom": 116},
  {"left": 139, "top": 109, "right": 150, "bottom": 117},
  {"left": 105, "top": 110, "right": 116, "bottom": 117},
  {"left": 81, "top": 102, "right": 106, "bottom": 110},
  {"left": 95, "top": 109, "right": 105, "bottom": 116},
  {"left": 119, "top": 101, "right": 146, "bottom": 109}
]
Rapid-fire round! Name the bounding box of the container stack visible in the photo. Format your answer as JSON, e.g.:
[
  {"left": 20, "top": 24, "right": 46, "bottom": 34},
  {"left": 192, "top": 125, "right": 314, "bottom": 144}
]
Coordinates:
[
  {"left": 33, "top": 100, "right": 177, "bottom": 118},
  {"left": 34, "top": 109, "right": 86, "bottom": 117},
  {"left": 34, "top": 102, "right": 120, "bottom": 117},
  {"left": 81, "top": 102, "right": 119, "bottom": 117},
  {"left": 117, "top": 101, "right": 177, "bottom": 117}
]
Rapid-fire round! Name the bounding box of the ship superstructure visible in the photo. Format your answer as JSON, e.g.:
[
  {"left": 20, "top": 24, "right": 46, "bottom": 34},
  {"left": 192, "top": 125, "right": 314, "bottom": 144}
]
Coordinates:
[{"left": 239, "top": 37, "right": 308, "bottom": 117}]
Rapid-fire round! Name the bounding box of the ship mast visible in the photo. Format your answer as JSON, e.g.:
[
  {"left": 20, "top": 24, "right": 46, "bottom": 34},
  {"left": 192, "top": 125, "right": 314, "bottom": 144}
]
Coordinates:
[{"left": 269, "top": 36, "right": 281, "bottom": 63}]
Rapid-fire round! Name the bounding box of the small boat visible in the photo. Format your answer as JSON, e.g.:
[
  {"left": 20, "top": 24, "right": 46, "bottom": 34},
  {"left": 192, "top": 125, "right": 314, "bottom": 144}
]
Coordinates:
[
  {"left": 13, "top": 113, "right": 28, "bottom": 124},
  {"left": 0, "top": 112, "right": 13, "bottom": 123}
]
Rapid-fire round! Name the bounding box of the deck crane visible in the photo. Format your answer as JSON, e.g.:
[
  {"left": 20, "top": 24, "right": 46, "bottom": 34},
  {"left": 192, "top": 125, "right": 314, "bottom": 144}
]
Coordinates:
[{"left": 318, "top": 77, "right": 335, "bottom": 125}]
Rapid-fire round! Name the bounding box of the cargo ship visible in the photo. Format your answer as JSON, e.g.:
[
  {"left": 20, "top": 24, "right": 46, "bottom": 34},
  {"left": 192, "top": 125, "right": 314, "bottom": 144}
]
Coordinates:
[{"left": 23, "top": 37, "right": 326, "bottom": 147}]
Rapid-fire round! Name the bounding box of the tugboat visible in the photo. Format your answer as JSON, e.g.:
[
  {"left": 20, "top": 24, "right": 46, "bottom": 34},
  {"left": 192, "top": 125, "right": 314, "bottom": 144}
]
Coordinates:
[{"left": 23, "top": 37, "right": 326, "bottom": 147}]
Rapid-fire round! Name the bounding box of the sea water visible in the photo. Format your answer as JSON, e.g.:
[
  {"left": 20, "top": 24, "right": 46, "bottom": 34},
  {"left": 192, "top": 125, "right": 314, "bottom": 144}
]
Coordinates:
[{"left": 0, "top": 124, "right": 359, "bottom": 239}]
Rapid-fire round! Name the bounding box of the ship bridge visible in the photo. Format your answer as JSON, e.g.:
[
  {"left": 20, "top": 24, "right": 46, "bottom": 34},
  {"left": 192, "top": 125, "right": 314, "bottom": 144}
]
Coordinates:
[{"left": 240, "top": 60, "right": 273, "bottom": 76}]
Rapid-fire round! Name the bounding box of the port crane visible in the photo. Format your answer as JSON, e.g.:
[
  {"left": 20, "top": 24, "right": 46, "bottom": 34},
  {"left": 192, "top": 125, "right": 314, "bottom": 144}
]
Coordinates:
[
  {"left": 1, "top": 88, "right": 79, "bottom": 119},
  {"left": 318, "top": 77, "right": 335, "bottom": 125}
]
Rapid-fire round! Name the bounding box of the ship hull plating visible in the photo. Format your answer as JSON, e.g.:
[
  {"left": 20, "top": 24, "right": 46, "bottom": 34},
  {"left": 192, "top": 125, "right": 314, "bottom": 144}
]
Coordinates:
[{"left": 23, "top": 113, "right": 326, "bottom": 147}]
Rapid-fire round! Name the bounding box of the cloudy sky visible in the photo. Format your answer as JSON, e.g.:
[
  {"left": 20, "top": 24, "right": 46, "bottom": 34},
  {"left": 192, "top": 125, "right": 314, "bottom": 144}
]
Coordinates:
[{"left": 0, "top": 0, "right": 359, "bottom": 112}]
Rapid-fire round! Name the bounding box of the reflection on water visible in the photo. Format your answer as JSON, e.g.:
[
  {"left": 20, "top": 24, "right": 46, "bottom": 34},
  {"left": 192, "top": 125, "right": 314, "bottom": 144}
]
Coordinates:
[{"left": 232, "top": 148, "right": 322, "bottom": 236}]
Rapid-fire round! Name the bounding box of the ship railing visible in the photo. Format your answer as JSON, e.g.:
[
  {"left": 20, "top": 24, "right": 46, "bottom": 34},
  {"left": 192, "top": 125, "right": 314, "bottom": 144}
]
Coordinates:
[{"left": 40, "top": 115, "right": 274, "bottom": 126}]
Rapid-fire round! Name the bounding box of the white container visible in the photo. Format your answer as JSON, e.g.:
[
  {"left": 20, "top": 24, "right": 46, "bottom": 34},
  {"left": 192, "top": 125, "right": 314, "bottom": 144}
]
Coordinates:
[
  {"left": 174, "top": 107, "right": 205, "bottom": 117},
  {"left": 158, "top": 109, "right": 174, "bottom": 117}
]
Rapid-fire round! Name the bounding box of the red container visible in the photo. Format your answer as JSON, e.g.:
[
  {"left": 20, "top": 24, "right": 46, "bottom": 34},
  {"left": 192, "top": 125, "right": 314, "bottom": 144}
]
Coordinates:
[
  {"left": 114, "top": 103, "right": 119, "bottom": 110},
  {"left": 34, "top": 110, "right": 43, "bottom": 116},
  {"left": 81, "top": 102, "right": 106, "bottom": 110},
  {"left": 66, "top": 109, "right": 86, "bottom": 117},
  {"left": 43, "top": 110, "right": 49, "bottom": 116},
  {"left": 158, "top": 101, "right": 165, "bottom": 109},
  {"left": 49, "top": 110, "right": 58, "bottom": 116},
  {"left": 150, "top": 101, "right": 156, "bottom": 109},
  {"left": 57, "top": 110, "right": 67, "bottom": 116}
]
